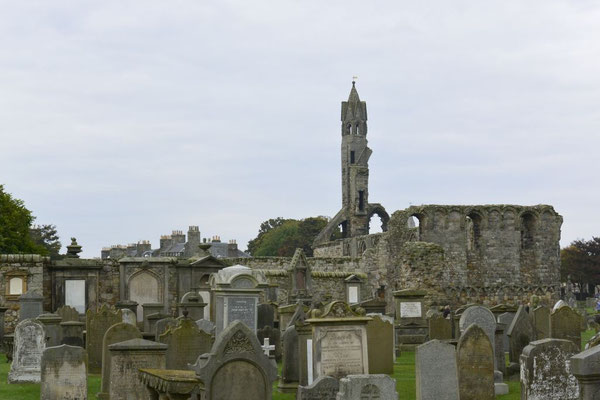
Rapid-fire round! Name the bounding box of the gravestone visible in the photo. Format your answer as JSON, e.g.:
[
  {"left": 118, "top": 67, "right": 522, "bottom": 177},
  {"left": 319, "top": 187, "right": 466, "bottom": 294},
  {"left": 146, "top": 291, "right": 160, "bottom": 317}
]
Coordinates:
[
  {"left": 258, "top": 303, "right": 276, "bottom": 329},
  {"left": 40, "top": 345, "right": 87, "bottom": 400},
  {"left": 37, "top": 313, "right": 63, "bottom": 347},
  {"left": 297, "top": 376, "right": 339, "bottom": 400},
  {"left": 520, "top": 338, "right": 579, "bottom": 400},
  {"left": 159, "top": 317, "right": 212, "bottom": 369},
  {"left": 86, "top": 305, "right": 122, "bottom": 374},
  {"left": 279, "top": 324, "right": 300, "bottom": 393},
  {"left": 532, "top": 306, "right": 550, "bottom": 340},
  {"left": 154, "top": 316, "right": 177, "bottom": 340},
  {"left": 121, "top": 309, "right": 137, "bottom": 326},
  {"left": 336, "top": 374, "right": 398, "bottom": 400},
  {"left": 97, "top": 322, "right": 142, "bottom": 400},
  {"left": 366, "top": 314, "right": 394, "bottom": 374},
  {"left": 495, "top": 322, "right": 507, "bottom": 376},
  {"left": 108, "top": 339, "right": 167, "bottom": 400},
  {"left": 393, "top": 289, "right": 428, "bottom": 351},
  {"left": 571, "top": 345, "right": 600, "bottom": 400},
  {"left": 178, "top": 291, "right": 207, "bottom": 321},
  {"left": 257, "top": 325, "right": 282, "bottom": 361},
  {"left": 60, "top": 321, "right": 85, "bottom": 347},
  {"left": 8, "top": 318, "right": 45, "bottom": 383},
  {"left": 142, "top": 303, "right": 164, "bottom": 331},
  {"left": 416, "top": 340, "right": 459, "bottom": 400},
  {"left": 428, "top": 313, "right": 452, "bottom": 340},
  {"left": 147, "top": 312, "right": 169, "bottom": 335},
  {"left": 497, "top": 312, "right": 515, "bottom": 352},
  {"left": 191, "top": 320, "right": 277, "bottom": 400},
  {"left": 56, "top": 305, "right": 80, "bottom": 322},
  {"left": 550, "top": 305, "right": 582, "bottom": 349},
  {"left": 306, "top": 301, "right": 371, "bottom": 379},
  {"left": 19, "top": 291, "right": 44, "bottom": 321},
  {"left": 456, "top": 324, "right": 495, "bottom": 400},
  {"left": 506, "top": 305, "right": 535, "bottom": 364},
  {"left": 459, "top": 306, "right": 496, "bottom": 346},
  {"left": 553, "top": 299, "right": 568, "bottom": 312},
  {"left": 196, "top": 318, "right": 215, "bottom": 335}
]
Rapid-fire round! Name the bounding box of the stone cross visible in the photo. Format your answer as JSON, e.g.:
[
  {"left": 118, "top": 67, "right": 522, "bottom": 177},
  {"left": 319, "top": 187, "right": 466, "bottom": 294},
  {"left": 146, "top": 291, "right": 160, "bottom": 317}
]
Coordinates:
[{"left": 262, "top": 337, "right": 275, "bottom": 357}]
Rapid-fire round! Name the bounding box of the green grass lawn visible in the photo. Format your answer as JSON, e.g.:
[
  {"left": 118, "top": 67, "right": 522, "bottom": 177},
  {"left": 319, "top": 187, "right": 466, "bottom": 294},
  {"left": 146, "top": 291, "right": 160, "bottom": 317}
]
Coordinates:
[{"left": 2, "top": 329, "right": 595, "bottom": 400}]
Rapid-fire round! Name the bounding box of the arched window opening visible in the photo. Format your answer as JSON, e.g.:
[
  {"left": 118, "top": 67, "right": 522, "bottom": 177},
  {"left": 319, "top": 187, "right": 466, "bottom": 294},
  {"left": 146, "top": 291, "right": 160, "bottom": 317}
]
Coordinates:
[
  {"left": 339, "top": 221, "right": 348, "bottom": 239},
  {"left": 521, "top": 213, "right": 536, "bottom": 250},
  {"left": 407, "top": 214, "right": 423, "bottom": 240},
  {"left": 369, "top": 214, "right": 384, "bottom": 234},
  {"left": 356, "top": 124, "right": 360, "bottom": 135},
  {"left": 466, "top": 212, "right": 482, "bottom": 251},
  {"left": 350, "top": 150, "right": 355, "bottom": 164}
]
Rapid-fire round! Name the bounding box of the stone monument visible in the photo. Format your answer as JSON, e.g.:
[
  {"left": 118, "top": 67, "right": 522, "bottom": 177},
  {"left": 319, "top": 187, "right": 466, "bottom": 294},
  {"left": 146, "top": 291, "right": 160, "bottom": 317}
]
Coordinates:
[
  {"left": 416, "top": 340, "right": 459, "bottom": 400},
  {"left": 393, "top": 289, "right": 427, "bottom": 351},
  {"left": 40, "top": 344, "right": 87, "bottom": 400},
  {"left": 8, "top": 318, "right": 45, "bottom": 383}
]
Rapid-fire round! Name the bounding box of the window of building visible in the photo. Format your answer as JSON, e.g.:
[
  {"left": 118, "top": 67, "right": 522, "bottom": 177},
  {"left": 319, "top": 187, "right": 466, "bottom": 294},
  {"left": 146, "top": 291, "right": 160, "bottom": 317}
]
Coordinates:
[
  {"left": 358, "top": 190, "right": 365, "bottom": 211},
  {"left": 350, "top": 151, "right": 355, "bottom": 164}
]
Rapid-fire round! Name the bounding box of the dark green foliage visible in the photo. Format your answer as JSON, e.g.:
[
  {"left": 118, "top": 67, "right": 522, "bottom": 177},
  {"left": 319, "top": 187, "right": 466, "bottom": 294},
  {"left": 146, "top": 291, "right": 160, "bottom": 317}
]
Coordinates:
[
  {"left": 0, "top": 184, "right": 45, "bottom": 255},
  {"left": 30, "top": 224, "right": 62, "bottom": 260},
  {"left": 561, "top": 237, "right": 600, "bottom": 287},
  {"left": 247, "top": 216, "right": 338, "bottom": 257}
]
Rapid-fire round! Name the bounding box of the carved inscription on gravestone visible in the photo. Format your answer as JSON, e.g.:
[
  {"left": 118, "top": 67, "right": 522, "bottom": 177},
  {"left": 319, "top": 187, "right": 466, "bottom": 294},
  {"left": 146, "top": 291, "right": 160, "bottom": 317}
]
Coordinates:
[
  {"left": 320, "top": 329, "right": 364, "bottom": 377},
  {"left": 400, "top": 302, "right": 422, "bottom": 318},
  {"left": 226, "top": 297, "right": 256, "bottom": 331}
]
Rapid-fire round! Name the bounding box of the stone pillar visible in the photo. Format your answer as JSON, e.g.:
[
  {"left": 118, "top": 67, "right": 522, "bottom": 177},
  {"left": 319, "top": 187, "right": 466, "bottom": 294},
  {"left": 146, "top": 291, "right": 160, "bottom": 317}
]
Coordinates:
[
  {"left": 571, "top": 346, "right": 600, "bottom": 400},
  {"left": 60, "top": 321, "right": 85, "bottom": 347},
  {"left": 37, "top": 314, "right": 63, "bottom": 347},
  {"left": 115, "top": 300, "right": 138, "bottom": 315},
  {"left": 19, "top": 291, "right": 44, "bottom": 321}
]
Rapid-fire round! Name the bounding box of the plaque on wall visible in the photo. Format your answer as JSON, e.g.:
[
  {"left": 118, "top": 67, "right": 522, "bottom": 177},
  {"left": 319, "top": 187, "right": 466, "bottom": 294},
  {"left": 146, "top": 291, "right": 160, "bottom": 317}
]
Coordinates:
[{"left": 400, "top": 302, "right": 422, "bottom": 318}]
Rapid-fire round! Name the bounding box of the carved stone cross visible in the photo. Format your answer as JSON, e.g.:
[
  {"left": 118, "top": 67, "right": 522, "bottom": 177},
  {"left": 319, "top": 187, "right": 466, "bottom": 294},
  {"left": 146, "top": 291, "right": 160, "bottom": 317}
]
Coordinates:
[{"left": 261, "top": 338, "right": 275, "bottom": 357}]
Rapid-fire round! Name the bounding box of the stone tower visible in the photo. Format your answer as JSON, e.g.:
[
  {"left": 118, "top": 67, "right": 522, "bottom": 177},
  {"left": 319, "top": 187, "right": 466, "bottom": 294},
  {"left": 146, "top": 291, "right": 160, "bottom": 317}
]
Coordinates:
[{"left": 313, "top": 82, "right": 389, "bottom": 246}]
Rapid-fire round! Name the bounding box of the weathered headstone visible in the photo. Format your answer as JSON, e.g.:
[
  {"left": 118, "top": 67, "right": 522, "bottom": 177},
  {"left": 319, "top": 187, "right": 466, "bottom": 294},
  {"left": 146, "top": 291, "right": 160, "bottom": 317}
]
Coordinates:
[
  {"left": 520, "top": 338, "right": 579, "bottom": 400},
  {"left": 196, "top": 318, "right": 216, "bottom": 335},
  {"left": 56, "top": 305, "right": 80, "bottom": 322},
  {"left": 550, "top": 305, "right": 582, "bottom": 349},
  {"left": 571, "top": 345, "right": 600, "bottom": 400},
  {"left": 19, "top": 291, "right": 44, "bottom": 321},
  {"left": 506, "top": 305, "right": 535, "bottom": 364},
  {"left": 37, "top": 313, "right": 63, "bottom": 347},
  {"left": 60, "top": 321, "right": 85, "bottom": 347},
  {"left": 428, "top": 313, "right": 452, "bottom": 340},
  {"left": 121, "top": 309, "right": 137, "bottom": 326},
  {"left": 40, "top": 345, "right": 87, "bottom": 400},
  {"left": 393, "top": 289, "right": 428, "bottom": 350},
  {"left": 297, "top": 376, "right": 339, "bottom": 400},
  {"left": 456, "top": 324, "right": 495, "bottom": 400},
  {"left": 336, "top": 374, "right": 398, "bottom": 400},
  {"left": 159, "top": 317, "right": 212, "bottom": 369},
  {"left": 279, "top": 323, "right": 300, "bottom": 393},
  {"left": 366, "top": 314, "right": 394, "bottom": 374},
  {"left": 532, "top": 306, "right": 550, "bottom": 340},
  {"left": 306, "top": 301, "right": 371, "bottom": 379},
  {"left": 86, "top": 305, "right": 122, "bottom": 373},
  {"left": 8, "top": 318, "right": 45, "bottom": 383},
  {"left": 495, "top": 322, "right": 507, "bottom": 376},
  {"left": 97, "top": 322, "right": 142, "bottom": 400},
  {"left": 553, "top": 299, "right": 568, "bottom": 312},
  {"left": 416, "top": 340, "right": 459, "bottom": 400},
  {"left": 178, "top": 291, "right": 207, "bottom": 321},
  {"left": 257, "top": 325, "right": 282, "bottom": 361},
  {"left": 497, "top": 312, "right": 515, "bottom": 352},
  {"left": 459, "top": 306, "right": 496, "bottom": 346},
  {"left": 108, "top": 339, "right": 167, "bottom": 400},
  {"left": 154, "top": 316, "right": 177, "bottom": 340},
  {"left": 191, "top": 320, "right": 277, "bottom": 400}
]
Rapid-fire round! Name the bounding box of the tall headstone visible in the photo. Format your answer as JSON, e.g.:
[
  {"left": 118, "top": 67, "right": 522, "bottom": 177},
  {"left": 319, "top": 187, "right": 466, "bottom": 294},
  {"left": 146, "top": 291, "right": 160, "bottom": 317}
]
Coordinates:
[
  {"left": 159, "top": 317, "right": 213, "bottom": 369},
  {"left": 459, "top": 306, "right": 496, "bottom": 347},
  {"left": 306, "top": 301, "right": 371, "bottom": 380},
  {"left": 279, "top": 324, "right": 300, "bottom": 393},
  {"left": 571, "top": 345, "right": 600, "bottom": 400},
  {"left": 108, "top": 339, "right": 167, "bottom": 400},
  {"left": 416, "top": 340, "right": 459, "bottom": 400},
  {"left": 366, "top": 314, "right": 394, "bottom": 374},
  {"left": 393, "top": 289, "right": 427, "bottom": 351},
  {"left": 336, "top": 374, "right": 398, "bottom": 400},
  {"left": 40, "top": 345, "right": 87, "bottom": 400},
  {"left": 532, "top": 306, "right": 550, "bottom": 340},
  {"left": 495, "top": 322, "right": 507, "bottom": 376},
  {"left": 191, "top": 320, "right": 277, "bottom": 400},
  {"left": 56, "top": 305, "right": 80, "bottom": 322},
  {"left": 550, "top": 305, "right": 582, "bottom": 349},
  {"left": 19, "top": 291, "right": 44, "bottom": 321},
  {"left": 497, "top": 312, "right": 515, "bottom": 352},
  {"left": 86, "top": 305, "right": 122, "bottom": 373},
  {"left": 506, "top": 305, "right": 535, "bottom": 364},
  {"left": 37, "top": 313, "right": 63, "bottom": 347},
  {"left": 97, "top": 322, "right": 142, "bottom": 400},
  {"left": 297, "top": 376, "right": 339, "bottom": 400},
  {"left": 456, "top": 324, "right": 495, "bottom": 400},
  {"left": 520, "top": 338, "right": 579, "bottom": 400},
  {"left": 258, "top": 303, "right": 276, "bottom": 329},
  {"left": 8, "top": 318, "right": 45, "bottom": 383}
]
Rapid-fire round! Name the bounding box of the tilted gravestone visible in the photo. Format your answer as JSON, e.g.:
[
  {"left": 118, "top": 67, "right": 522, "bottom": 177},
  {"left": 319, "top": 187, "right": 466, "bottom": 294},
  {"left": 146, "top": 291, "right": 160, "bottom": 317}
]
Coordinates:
[
  {"left": 86, "top": 305, "right": 122, "bottom": 374},
  {"left": 191, "top": 320, "right": 277, "bottom": 400},
  {"left": 506, "top": 305, "right": 535, "bottom": 364},
  {"left": 571, "top": 345, "right": 600, "bottom": 400},
  {"left": 56, "top": 305, "right": 80, "bottom": 322},
  {"left": 456, "top": 324, "right": 495, "bottom": 400},
  {"left": 520, "top": 338, "right": 579, "bottom": 400},
  {"left": 532, "top": 306, "right": 550, "bottom": 340},
  {"left": 40, "top": 345, "right": 87, "bottom": 400},
  {"left": 550, "top": 306, "right": 582, "bottom": 349},
  {"left": 336, "top": 374, "right": 398, "bottom": 400},
  {"left": 428, "top": 313, "right": 452, "bottom": 340},
  {"left": 97, "top": 322, "right": 142, "bottom": 400},
  {"left": 297, "top": 376, "right": 339, "bottom": 400},
  {"left": 159, "top": 317, "right": 213, "bottom": 369},
  {"left": 366, "top": 314, "right": 394, "bottom": 374},
  {"left": 196, "top": 318, "right": 216, "bottom": 335},
  {"left": 416, "top": 340, "right": 459, "bottom": 400},
  {"left": 108, "top": 339, "right": 167, "bottom": 400},
  {"left": 8, "top": 318, "right": 46, "bottom": 383},
  {"left": 154, "top": 317, "right": 177, "bottom": 340}
]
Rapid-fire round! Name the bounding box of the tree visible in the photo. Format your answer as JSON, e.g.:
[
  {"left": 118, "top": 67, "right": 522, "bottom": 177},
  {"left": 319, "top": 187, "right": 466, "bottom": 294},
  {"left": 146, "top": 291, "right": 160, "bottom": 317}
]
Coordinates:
[
  {"left": 30, "top": 224, "right": 62, "bottom": 260},
  {"left": 561, "top": 237, "right": 600, "bottom": 289},
  {"left": 247, "top": 216, "right": 337, "bottom": 257},
  {"left": 0, "top": 184, "right": 46, "bottom": 254}
]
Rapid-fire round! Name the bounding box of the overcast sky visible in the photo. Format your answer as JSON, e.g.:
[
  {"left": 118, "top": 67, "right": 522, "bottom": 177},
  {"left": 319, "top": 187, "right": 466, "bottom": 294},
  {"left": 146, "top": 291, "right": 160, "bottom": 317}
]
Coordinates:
[{"left": 1, "top": 1, "right": 599, "bottom": 258}]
